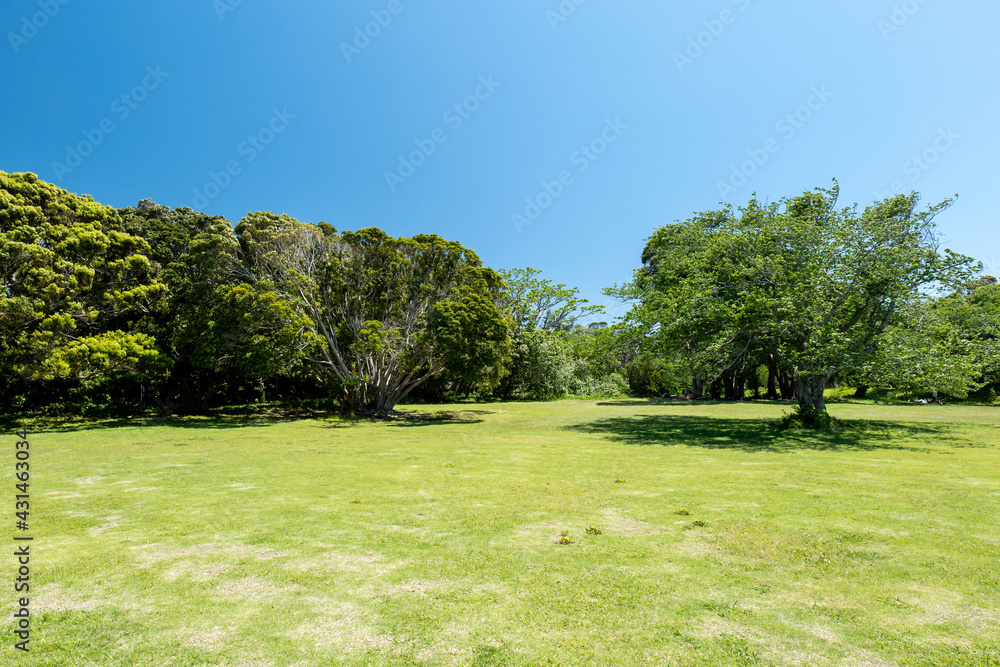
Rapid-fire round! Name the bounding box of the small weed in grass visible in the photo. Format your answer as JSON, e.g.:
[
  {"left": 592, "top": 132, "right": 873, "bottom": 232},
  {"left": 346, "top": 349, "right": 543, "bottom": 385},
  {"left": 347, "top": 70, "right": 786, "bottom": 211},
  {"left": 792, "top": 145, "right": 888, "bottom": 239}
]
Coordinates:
[
  {"left": 684, "top": 520, "right": 708, "bottom": 530},
  {"left": 878, "top": 596, "right": 911, "bottom": 610},
  {"left": 615, "top": 478, "right": 626, "bottom": 483},
  {"left": 585, "top": 526, "right": 602, "bottom": 535},
  {"left": 676, "top": 508, "right": 690, "bottom": 516}
]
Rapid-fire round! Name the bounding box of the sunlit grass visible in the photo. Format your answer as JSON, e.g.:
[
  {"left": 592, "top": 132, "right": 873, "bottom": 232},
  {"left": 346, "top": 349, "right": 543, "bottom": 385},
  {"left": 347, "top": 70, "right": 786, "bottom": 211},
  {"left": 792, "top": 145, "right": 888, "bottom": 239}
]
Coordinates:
[{"left": 4, "top": 399, "right": 999, "bottom": 665}]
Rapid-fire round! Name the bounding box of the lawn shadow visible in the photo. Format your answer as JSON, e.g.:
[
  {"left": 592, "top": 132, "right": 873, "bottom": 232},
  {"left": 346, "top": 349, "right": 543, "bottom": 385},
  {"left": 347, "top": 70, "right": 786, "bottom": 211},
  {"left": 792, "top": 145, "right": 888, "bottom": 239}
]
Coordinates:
[
  {"left": 14, "top": 406, "right": 494, "bottom": 433},
  {"left": 567, "top": 413, "right": 952, "bottom": 453},
  {"left": 596, "top": 398, "right": 797, "bottom": 408},
  {"left": 384, "top": 410, "right": 488, "bottom": 427},
  {"left": 20, "top": 409, "right": 336, "bottom": 433}
]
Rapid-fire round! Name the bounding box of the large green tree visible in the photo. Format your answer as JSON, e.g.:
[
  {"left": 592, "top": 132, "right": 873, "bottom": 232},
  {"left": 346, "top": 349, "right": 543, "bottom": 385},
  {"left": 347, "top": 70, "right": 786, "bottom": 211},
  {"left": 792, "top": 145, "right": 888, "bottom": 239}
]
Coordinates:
[
  {"left": 615, "top": 182, "right": 977, "bottom": 424},
  {"left": 1, "top": 172, "right": 165, "bottom": 391},
  {"left": 237, "top": 213, "right": 510, "bottom": 414}
]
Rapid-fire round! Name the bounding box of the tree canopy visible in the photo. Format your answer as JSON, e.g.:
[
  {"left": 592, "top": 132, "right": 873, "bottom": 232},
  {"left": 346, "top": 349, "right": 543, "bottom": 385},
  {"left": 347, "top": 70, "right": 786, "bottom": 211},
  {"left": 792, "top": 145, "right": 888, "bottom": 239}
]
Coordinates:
[
  {"left": 2, "top": 171, "right": 996, "bottom": 422},
  {"left": 237, "top": 213, "right": 511, "bottom": 414},
  {"left": 612, "top": 182, "right": 980, "bottom": 424},
  {"left": 1, "top": 172, "right": 165, "bottom": 385}
]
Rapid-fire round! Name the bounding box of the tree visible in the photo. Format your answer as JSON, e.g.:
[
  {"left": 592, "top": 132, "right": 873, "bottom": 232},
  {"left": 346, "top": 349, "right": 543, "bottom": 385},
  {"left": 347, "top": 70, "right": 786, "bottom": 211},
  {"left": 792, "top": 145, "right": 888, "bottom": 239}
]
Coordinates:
[
  {"left": 859, "top": 275, "right": 1000, "bottom": 398},
  {"left": 614, "top": 182, "right": 977, "bottom": 425},
  {"left": 118, "top": 200, "right": 312, "bottom": 413},
  {"left": 942, "top": 276, "right": 1000, "bottom": 392},
  {"left": 494, "top": 268, "right": 603, "bottom": 399},
  {"left": 497, "top": 267, "right": 603, "bottom": 333},
  {"left": 236, "top": 213, "right": 510, "bottom": 414},
  {"left": 0, "top": 172, "right": 166, "bottom": 392}
]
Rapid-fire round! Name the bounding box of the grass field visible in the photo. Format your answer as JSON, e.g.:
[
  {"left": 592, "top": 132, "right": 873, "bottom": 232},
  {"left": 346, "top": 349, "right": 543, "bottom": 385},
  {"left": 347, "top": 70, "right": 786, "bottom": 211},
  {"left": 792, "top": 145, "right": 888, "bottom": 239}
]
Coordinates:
[{"left": 3, "top": 399, "right": 1000, "bottom": 666}]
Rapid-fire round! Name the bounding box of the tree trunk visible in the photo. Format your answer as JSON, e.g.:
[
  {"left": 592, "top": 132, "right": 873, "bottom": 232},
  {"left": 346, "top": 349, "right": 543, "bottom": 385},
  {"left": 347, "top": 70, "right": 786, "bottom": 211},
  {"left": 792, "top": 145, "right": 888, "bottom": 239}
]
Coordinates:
[
  {"left": 179, "top": 375, "right": 220, "bottom": 415},
  {"left": 709, "top": 376, "right": 723, "bottom": 400},
  {"left": 795, "top": 373, "right": 830, "bottom": 426},
  {"left": 853, "top": 385, "right": 869, "bottom": 399},
  {"left": 766, "top": 361, "right": 778, "bottom": 399},
  {"left": 723, "top": 372, "right": 745, "bottom": 401},
  {"left": 778, "top": 372, "right": 796, "bottom": 400},
  {"left": 691, "top": 372, "right": 704, "bottom": 399}
]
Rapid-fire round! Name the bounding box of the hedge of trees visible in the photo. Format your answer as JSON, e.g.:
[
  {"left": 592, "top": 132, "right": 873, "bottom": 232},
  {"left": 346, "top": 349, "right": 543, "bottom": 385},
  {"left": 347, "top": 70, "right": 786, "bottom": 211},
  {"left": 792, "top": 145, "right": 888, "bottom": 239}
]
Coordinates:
[
  {"left": 0, "top": 172, "right": 627, "bottom": 417},
  {"left": 2, "top": 172, "right": 997, "bottom": 422}
]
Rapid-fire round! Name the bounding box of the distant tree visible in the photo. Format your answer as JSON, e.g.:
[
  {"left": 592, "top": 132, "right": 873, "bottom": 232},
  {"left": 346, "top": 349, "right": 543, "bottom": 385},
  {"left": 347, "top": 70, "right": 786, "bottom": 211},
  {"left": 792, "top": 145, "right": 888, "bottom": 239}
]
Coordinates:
[
  {"left": 944, "top": 276, "right": 1000, "bottom": 391},
  {"left": 237, "top": 213, "right": 510, "bottom": 414},
  {"left": 497, "top": 267, "right": 602, "bottom": 333},
  {"left": 494, "top": 268, "right": 604, "bottom": 399},
  {"left": 857, "top": 275, "right": 999, "bottom": 398},
  {"left": 613, "top": 182, "right": 978, "bottom": 425}
]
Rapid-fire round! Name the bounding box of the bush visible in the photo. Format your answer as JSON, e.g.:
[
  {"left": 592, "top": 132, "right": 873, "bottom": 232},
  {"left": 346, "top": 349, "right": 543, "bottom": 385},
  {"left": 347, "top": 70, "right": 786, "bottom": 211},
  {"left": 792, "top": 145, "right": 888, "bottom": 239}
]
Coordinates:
[
  {"left": 566, "top": 372, "right": 630, "bottom": 398},
  {"left": 775, "top": 404, "right": 840, "bottom": 430}
]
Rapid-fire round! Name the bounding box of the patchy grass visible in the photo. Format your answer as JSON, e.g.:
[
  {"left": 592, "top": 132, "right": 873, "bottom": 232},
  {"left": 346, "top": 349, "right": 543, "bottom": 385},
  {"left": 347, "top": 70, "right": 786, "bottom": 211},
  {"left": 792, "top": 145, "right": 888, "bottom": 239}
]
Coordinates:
[{"left": 3, "top": 399, "right": 1000, "bottom": 665}]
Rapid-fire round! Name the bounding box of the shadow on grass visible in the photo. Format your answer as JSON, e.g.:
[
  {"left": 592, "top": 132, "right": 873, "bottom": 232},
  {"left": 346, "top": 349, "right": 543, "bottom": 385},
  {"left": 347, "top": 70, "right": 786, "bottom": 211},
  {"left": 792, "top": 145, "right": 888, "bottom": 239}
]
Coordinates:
[
  {"left": 383, "top": 410, "right": 489, "bottom": 427},
  {"left": 566, "top": 414, "right": 952, "bottom": 453},
  {"left": 18, "top": 407, "right": 494, "bottom": 433},
  {"left": 15, "top": 410, "right": 337, "bottom": 434},
  {"left": 596, "top": 398, "right": 796, "bottom": 408}
]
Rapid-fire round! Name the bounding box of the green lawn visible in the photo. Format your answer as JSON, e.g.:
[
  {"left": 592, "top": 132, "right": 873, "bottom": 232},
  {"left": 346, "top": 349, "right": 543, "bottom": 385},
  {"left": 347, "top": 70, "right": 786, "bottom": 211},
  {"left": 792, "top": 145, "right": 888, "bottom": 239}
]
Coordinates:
[{"left": 4, "top": 400, "right": 1000, "bottom": 666}]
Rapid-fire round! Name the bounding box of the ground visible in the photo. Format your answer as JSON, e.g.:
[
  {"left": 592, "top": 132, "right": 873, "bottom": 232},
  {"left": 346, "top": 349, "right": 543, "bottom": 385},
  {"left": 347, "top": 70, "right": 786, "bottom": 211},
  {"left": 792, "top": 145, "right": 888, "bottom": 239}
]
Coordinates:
[{"left": 3, "top": 399, "right": 999, "bottom": 666}]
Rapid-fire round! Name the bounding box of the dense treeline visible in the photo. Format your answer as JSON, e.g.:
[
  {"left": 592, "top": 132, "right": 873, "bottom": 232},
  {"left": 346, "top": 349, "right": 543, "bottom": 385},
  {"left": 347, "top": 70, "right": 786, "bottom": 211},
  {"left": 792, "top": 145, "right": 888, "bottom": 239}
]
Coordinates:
[
  {"left": 1, "top": 172, "right": 997, "bottom": 421},
  {"left": 0, "top": 172, "right": 626, "bottom": 417}
]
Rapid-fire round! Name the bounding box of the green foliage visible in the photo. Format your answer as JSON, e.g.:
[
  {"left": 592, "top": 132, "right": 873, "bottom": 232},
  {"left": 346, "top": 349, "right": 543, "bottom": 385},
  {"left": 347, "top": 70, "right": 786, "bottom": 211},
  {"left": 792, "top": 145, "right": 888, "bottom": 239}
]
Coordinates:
[
  {"left": 494, "top": 269, "right": 629, "bottom": 400},
  {"left": 851, "top": 276, "right": 1000, "bottom": 398},
  {"left": 118, "top": 201, "right": 311, "bottom": 413},
  {"left": 506, "top": 329, "right": 573, "bottom": 400},
  {"left": 775, "top": 403, "right": 838, "bottom": 430},
  {"left": 36, "top": 330, "right": 162, "bottom": 381},
  {"left": 429, "top": 268, "right": 512, "bottom": 395},
  {"left": 237, "top": 215, "right": 510, "bottom": 414},
  {"left": 612, "top": 181, "right": 979, "bottom": 418},
  {"left": 497, "top": 267, "right": 602, "bottom": 333},
  {"left": 1, "top": 172, "right": 166, "bottom": 386}
]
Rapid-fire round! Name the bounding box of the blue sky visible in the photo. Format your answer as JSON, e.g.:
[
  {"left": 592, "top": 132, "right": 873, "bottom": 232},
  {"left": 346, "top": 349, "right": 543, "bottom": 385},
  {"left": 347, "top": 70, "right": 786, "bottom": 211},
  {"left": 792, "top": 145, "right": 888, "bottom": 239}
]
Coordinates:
[{"left": 3, "top": 1, "right": 998, "bottom": 319}]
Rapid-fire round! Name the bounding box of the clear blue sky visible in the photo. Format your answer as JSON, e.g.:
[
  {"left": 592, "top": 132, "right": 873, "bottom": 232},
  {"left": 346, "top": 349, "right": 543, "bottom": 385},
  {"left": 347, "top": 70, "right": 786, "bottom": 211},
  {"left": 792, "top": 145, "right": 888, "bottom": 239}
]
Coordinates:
[{"left": 3, "top": 1, "right": 998, "bottom": 319}]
